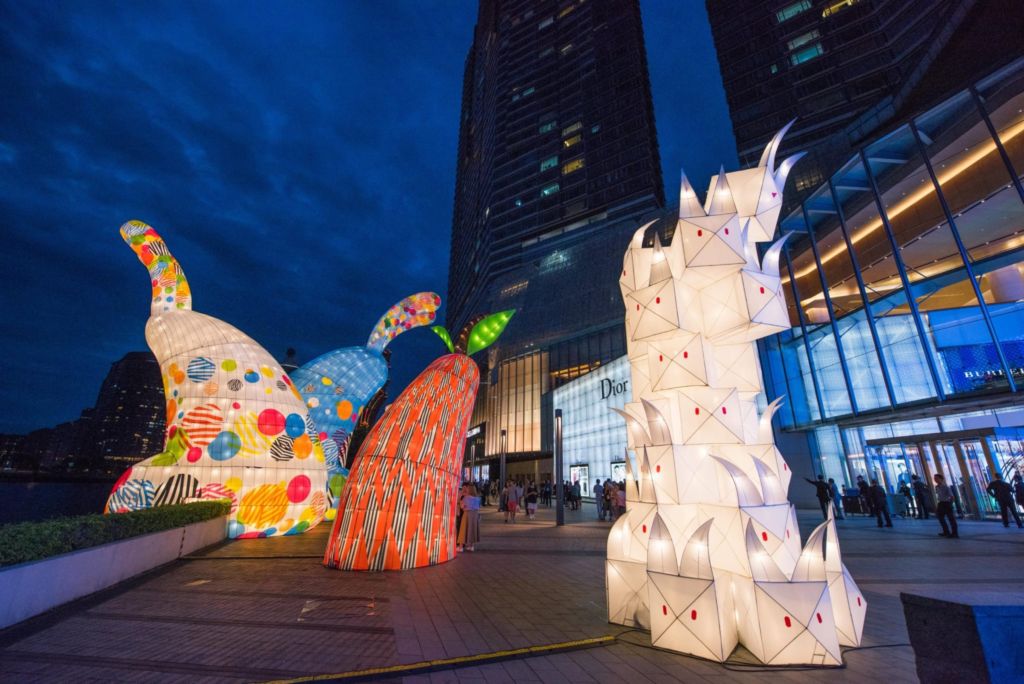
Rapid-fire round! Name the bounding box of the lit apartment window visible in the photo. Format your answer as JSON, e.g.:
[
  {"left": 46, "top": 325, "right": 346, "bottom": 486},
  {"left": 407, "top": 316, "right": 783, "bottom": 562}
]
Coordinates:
[
  {"left": 822, "top": 0, "right": 860, "bottom": 18},
  {"left": 776, "top": 0, "right": 811, "bottom": 22},
  {"left": 591, "top": 124, "right": 600, "bottom": 133},
  {"left": 787, "top": 30, "right": 820, "bottom": 50},
  {"left": 562, "top": 121, "right": 582, "bottom": 136},
  {"left": 539, "top": 120, "right": 557, "bottom": 134},
  {"left": 522, "top": 86, "right": 535, "bottom": 96},
  {"left": 560, "top": 43, "right": 574, "bottom": 55},
  {"left": 562, "top": 158, "right": 584, "bottom": 174},
  {"left": 789, "top": 43, "right": 824, "bottom": 65},
  {"left": 770, "top": 63, "right": 779, "bottom": 74},
  {"left": 540, "top": 182, "right": 560, "bottom": 197},
  {"left": 558, "top": 3, "right": 576, "bottom": 18},
  {"left": 540, "top": 155, "right": 559, "bottom": 171},
  {"left": 538, "top": 16, "right": 554, "bottom": 29},
  {"left": 563, "top": 134, "right": 581, "bottom": 149},
  {"left": 514, "top": 198, "right": 523, "bottom": 207},
  {"left": 539, "top": 46, "right": 554, "bottom": 58}
]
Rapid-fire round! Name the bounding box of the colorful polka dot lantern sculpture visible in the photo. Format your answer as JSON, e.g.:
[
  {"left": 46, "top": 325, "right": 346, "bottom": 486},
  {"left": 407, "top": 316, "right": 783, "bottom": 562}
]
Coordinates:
[
  {"left": 291, "top": 292, "right": 441, "bottom": 521},
  {"left": 324, "top": 310, "right": 514, "bottom": 571},
  {"left": 105, "top": 220, "right": 328, "bottom": 539}
]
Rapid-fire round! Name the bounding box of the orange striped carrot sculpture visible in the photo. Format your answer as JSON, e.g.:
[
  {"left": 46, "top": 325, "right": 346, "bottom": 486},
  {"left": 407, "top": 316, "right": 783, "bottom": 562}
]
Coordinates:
[{"left": 324, "top": 310, "right": 514, "bottom": 571}]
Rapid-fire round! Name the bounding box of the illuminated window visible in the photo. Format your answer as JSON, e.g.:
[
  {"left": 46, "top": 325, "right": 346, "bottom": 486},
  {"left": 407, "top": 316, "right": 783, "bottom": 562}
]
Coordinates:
[
  {"left": 562, "top": 121, "right": 582, "bottom": 136},
  {"left": 776, "top": 0, "right": 811, "bottom": 22},
  {"left": 558, "top": 3, "right": 576, "bottom": 18},
  {"left": 539, "top": 46, "right": 554, "bottom": 58},
  {"left": 770, "top": 64, "right": 779, "bottom": 74},
  {"left": 822, "top": 0, "right": 860, "bottom": 17},
  {"left": 789, "top": 43, "right": 824, "bottom": 65},
  {"left": 591, "top": 124, "right": 600, "bottom": 133},
  {"left": 540, "top": 155, "right": 559, "bottom": 171},
  {"left": 563, "top": 134, "right": 581, "bottom": 149},
  {"left": 514, "top": 198, "right": 523, "bottom": 207},
  {"left": 562, "top": 158, "right": 584, "bottom": 174},
  {"left": 560, "top": 43, "right": 574, "bottom": 55},
  {"left": 539, "top": 120, "right": 557, "bottom": 134},
  {"left": 787, "top": 30, "right": 820, "bottom": 50},
  {"left": 540, "top": 182, "right": 560, "bottom": 197},
  {"left": 522, "top": 86, "right": 535, "bottom": 96},
  {"left": 538, "top": 16, "right": 554, "bottom": 29}
]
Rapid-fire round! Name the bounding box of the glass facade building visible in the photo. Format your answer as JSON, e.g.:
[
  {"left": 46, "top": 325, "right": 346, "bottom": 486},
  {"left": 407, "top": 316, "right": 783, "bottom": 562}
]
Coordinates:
[
  {"left": 448, "top": 0, "right": 664, "bottom": 472},
  {"left": 761, "top": 58, "right": 1024, "bottom": 517}
]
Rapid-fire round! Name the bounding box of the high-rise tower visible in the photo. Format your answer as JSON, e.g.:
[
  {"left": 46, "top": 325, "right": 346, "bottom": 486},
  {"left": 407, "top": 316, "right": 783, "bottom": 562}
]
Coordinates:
[{"left": 446, "top": 0, "right": 665, "bottom": 470}]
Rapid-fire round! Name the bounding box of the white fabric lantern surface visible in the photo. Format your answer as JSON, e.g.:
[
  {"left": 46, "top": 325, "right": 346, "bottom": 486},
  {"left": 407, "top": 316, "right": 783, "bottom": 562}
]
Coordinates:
[{"left": 607, "top": 123, "right": 866, "bottom": 665}]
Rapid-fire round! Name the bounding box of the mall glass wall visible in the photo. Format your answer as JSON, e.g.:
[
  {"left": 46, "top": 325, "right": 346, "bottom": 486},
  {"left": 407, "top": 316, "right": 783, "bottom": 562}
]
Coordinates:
[{"left": 760, "top": 57, "right": 1024, "bottom": 519}]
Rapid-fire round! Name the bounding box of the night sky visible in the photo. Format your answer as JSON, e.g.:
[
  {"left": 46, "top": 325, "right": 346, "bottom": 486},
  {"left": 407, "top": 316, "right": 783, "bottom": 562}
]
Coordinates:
[{"left": 0, "top": 0, "right": 736, "bottom": 435}]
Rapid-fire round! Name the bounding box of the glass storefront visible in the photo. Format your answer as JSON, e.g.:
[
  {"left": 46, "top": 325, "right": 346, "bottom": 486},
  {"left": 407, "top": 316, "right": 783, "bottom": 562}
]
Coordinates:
[{"left": 765, "top": 57, "right": 1024, "bottom": 519}]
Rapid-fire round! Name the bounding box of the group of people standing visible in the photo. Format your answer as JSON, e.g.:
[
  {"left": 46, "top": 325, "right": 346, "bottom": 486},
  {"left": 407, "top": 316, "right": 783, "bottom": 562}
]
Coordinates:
[
  {"left": 805, "top": 470, "right": 1024, "bottom": 539},
  {"left": 593, "top": 479, "right": 627, "bottom": 522}
]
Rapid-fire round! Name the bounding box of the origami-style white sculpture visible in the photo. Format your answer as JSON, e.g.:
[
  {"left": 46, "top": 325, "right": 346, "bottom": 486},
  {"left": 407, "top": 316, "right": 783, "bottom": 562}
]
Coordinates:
[{"left": 607, "top": 122, "right": 866, "bottom": 665}]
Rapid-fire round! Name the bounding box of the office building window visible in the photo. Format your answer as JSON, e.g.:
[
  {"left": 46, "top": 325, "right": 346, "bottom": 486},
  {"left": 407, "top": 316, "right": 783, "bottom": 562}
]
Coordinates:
[
  {"left": 790, "top": 43, "right": 824, "bottom": 65},
  {"left": 562, "top": 158, "right": 585, "bottom": 174},
  {"left": 538, "top": 16, "right": 554, "bottom": 29},
  {"left": 522, "top": 86, "right": 535, "bottom": 96},
  {"left": 776, "top": 0, "right": 811, "bottom": 22},
  {"left": 539, "top": 120, "right": 557, "bottom": 134},
  {"left": 539, "top": 46, "right": 554, "bottom": 58},
  {"left": 514, "top": 198, "right": 523, "bottom": 207},
  {"left": 540, "top": 182, "right": 560, "bottom": 197},
  {"left": 540, "top": 155, "right": 559, "bottom": 171},
  {"left": 770, "top": 63, "right": 779, "bottom": 74},
  {"left": 822, "top": 0, "right": 860, "bottom": 18},
  {"left": 563, "top": 134, "right": 582, "bottom": 149},
  {"left": 787, "top": 30, "right": 821, "bottom": 51},
  {"left": 562, "top": 121, "right": 583, "bottom": 136},
  {"left": 560, "top": 43, "right": 575, "bottom": 55}
]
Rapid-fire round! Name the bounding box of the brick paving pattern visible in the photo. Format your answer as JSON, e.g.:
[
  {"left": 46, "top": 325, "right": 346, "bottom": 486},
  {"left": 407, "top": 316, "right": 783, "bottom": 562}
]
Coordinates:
[{"left": 2, "top": 502, "right": 1023, "bottom": 682}]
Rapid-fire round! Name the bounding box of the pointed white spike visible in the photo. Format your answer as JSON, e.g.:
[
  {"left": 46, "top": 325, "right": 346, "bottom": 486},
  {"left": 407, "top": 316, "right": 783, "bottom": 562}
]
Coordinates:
[
  {"left": 680, "top": 518, "right": 714, "bottom": 579},
  {"left": 639, "top": 446, "right": 657, "bottom": 504},
  {"left": 740, "top": 219, "right": 758, "bottom": 268},
  {"left": 758, "top": 397, "right": 785, "bottom": 443},
  {"left": 678, "top": 169, "right": 705, "bottom": 218},
  {"left": 649, "top": 232, "right": 672, "bottom": 283},
  {"left": 623, "top": 447, "right": 640, "bottom": 503},
  {"left": 774, "top": 151, "right": 806, "bottom": 190},
  {"left": 630, "top": 219, "right": 658, "bottom": 248},
  {"left": 751, "top": 456, "right": 786, "bottom": 505},
  {"left": 744, "top": 520, "right": 787, "bottom": 581},
  {"left": 611, "top": 408, "right": 652, "bottom": 447},
  {"left": 647, "top": 513, "right": 679, "bottom": 575},
  {"left": 758, "top": 118, "right": 797, "bottom": 173},
  {"left": 706, "top": 165, "right": 737, "bottom": 215},
  {"left": 640, "top": 399, "right": 673, "bottom": 444},
  {"left": 760, "top": 231, "right": 793, "bottom": 278},
  {"left": 792, "top": 520, "right": 828, "bottom": 581},
  {"left": 711, "top": 455, "right": 764, "bottom": 507}
]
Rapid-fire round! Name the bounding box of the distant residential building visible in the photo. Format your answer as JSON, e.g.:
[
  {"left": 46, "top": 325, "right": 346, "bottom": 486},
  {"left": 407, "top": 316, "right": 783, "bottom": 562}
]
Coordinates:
[
  {"left": 0, "top": 433, "right": 27, "bottom": 471},
  {"left": 87, "top": 351, "right": 165, "bottom": 472}
]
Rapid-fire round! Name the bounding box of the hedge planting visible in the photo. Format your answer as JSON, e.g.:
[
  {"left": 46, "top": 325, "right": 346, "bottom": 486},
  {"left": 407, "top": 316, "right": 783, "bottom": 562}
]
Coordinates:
[{"left": 0, "top": 500, "right": 230, "bottom": 567}]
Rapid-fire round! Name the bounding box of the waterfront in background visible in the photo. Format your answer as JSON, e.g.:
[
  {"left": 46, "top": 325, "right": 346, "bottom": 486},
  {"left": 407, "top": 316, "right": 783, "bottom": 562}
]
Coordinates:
[{"left": 0, "top": 480, "right": 113, "bottom": 525}]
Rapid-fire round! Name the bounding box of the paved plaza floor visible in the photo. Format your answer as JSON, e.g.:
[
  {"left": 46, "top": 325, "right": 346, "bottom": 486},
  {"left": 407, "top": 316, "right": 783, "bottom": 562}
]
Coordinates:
[{"left": 2, "top": 502, "right": 1023, "bottom": 683}]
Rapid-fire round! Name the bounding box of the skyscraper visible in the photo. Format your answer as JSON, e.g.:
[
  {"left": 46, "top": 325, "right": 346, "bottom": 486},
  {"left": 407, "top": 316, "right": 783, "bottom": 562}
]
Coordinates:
[
  {"left": 705, "top": 0, "right": 1020, "bottom": 196},
  {"left": 447, "top": 0, "right": 664, "bottom": 471},
  {"left": 86, "top": 351, "right": 165, "bottom": 471}
]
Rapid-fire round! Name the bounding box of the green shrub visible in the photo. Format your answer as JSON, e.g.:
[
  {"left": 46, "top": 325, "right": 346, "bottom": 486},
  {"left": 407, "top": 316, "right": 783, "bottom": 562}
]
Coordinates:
[{"left": 0, "top": 500, "right": 230, "bottom": 567}]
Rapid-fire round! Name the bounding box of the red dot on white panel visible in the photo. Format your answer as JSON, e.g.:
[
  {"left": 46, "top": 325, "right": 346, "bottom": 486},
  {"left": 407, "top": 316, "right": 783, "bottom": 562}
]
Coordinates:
[
  {"left": 784, "top": 616, "right": 792, "bottom": 628},
  {"left": 642, "top": 524, "right": 647, "bottom": 533},
  {"left": 683, "top": 351, "right": 689, "bottom": 358},
  {"left": 724, "top": 228, "right": 729, "bottom": 235},
  {"left": 697, "top": 229, "right": 703, "bottom": 237},
  {"left": 659, "top": 354, "right": 663, "bottom": 362},
  {"left": 655, "top": 297, "right": 661, "bottom": 304},
  {"left": 655, "top": 465, "right": 661, "bottom": 473},
  {"left": 694, "top": 408, "right": 700, "bottom": 415},
  {"left": 691, "top": 610, "right": 697, "bottom": 621},
  {"left": 816, "top": 613, "right": 823, "bottom": 624},
  {"left": 760, "top": 286, "right": 765, "bottom": 294},
  {"left": 662, "top": 605, "right": 668, "bottom": 616},
  {"left": 721, "top": 407, "right": 727, "bottom": 414},
  {"left": 761, "top": 531, "right": 768, "bottom": 542}
]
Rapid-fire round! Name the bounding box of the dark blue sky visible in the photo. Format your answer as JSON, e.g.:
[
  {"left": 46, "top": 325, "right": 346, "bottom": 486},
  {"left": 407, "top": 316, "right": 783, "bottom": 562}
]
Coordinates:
[{"left": 0, "top": 0, "right": 736, "bottom": 434}]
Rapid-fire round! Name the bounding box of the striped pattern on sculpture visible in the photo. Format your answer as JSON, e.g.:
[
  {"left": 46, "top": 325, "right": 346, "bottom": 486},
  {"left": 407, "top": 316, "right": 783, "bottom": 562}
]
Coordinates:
[
  {"left": 105, "top": 220, "right": 328, "bottom": 539},
  {"left": 324, "top": 310, "right": 513, "bottom": 571}
]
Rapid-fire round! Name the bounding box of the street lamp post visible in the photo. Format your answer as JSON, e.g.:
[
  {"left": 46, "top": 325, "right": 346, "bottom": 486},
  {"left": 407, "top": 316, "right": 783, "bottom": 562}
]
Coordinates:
[
  {"left": 555, "top": 409, "right": 564, "bottom": 526},
  {"left": 499, "top": 429, "right": 507, "bottom": 487}
]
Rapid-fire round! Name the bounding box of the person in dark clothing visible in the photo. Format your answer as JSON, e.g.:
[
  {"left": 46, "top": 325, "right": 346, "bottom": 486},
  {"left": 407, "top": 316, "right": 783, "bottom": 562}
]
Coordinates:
[
  {"left": 828, "top": 478, "right": 844, "bottom": 519},
  {"left": 869, "top": 479, "right": 892, "bottom": 528},
  {"left": 933, "top": 473, "right": 958, "bottom": 539},
  {"left": 857, "top": 476, "right": 872, "bottom": 515},
  {"left": 804, "top": 474, "right": 831, "bottom": 520},
  {"left": 986, "top": 474, "right": 1023, "bottom": 528},
  {"left": 1012, "top": 473, "right": 1024, "bottom": 514},
  {"left": 911, "top": 474, "right": 930, "bottom": 520}
]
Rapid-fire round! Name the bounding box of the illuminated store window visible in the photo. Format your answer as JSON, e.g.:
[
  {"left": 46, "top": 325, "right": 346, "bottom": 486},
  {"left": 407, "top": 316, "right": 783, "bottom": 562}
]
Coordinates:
[
  {"left": 776, "top": 0, "right": 811, "bottom": 23},
  {"left": 562, "top": 121, "right": 583, "bottom": 136},
  {"left": 539, "top": 120, "right": 557, "bottom": 134},
  {"left": 563, "top": 134, "right": 581, "bottom": 149},
  {"left": 790, "top": 43, "right": 824, "bottom": 66},
  {"left": 787, "top": 30, "right": 820, "bottom": 51},
  {"left": 562, "top": 158, "right": 585, "bottom": 174},
  {"left": 540, "top": 182, "right": 560, "bottom": 197},
  {"left": 540, "top": 156, "right": 559, "bottom": 172}
]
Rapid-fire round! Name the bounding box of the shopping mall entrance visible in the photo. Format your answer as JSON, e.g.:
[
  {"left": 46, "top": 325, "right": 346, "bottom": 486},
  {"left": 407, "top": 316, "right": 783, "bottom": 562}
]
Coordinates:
[{"left": 865, "top": 427, "right": 1024, "bottom": 519}]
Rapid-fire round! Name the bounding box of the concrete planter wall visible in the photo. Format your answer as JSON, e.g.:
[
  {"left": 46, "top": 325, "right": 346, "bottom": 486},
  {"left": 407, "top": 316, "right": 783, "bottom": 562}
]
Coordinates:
[{"left": 0, "top": 514, "right": 228, "bottom": 629}]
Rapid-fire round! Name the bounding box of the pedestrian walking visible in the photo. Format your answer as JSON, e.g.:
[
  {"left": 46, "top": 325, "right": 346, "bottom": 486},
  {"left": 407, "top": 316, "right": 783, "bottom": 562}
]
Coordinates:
[
  {"left": 457, "top": 483, "right": 481, "bottom": 552},
  {"left": 856, "top": 475, "right": 871, "bottom": 516},
  {"left": 828, "top": 478, "right": 844, "bottom": 519},
  {"left": 571, "top": 480, "right": 581, "bottom": 510},
  {"left": 911, "top": 474, "right": 930, "bottom": 520},
  {"left": 1012, "top": 473, "right": 1024, "bottom": 514},
  {"left": 594, "top": 479, "right": 605, "bottom": 520},
  {"left": 869, "top": 479, "right": 892, "bottom": 528},
  {"left": 503, "top": 480, "right": 518, "bottom": 523},
  {"left": 986, "top": 473, "right": 1023, "bottom": 528},
  {"left": 525, "top": 482, "right": 539, "bottom": 520},
  {"left": 804, "top": 474, "right": 831, "bottom": 520},
  {"left": 933, "top": 473, "right": 959, "bottom": 539}
]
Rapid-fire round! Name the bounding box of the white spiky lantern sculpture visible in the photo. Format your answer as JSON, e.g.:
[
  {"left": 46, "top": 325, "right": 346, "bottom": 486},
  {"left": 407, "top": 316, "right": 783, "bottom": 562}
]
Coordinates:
[{"left": 607, "top": 123, "right": 866, "bottom": 666}]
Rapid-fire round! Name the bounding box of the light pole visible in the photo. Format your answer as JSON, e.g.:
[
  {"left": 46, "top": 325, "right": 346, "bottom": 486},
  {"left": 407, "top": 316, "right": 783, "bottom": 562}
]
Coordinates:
[
  {"left": 499, "top": 428, "right": 507, "bottom": 486},
  {"left": 555, "top": 409, "right": 564, "bottom": 526}
]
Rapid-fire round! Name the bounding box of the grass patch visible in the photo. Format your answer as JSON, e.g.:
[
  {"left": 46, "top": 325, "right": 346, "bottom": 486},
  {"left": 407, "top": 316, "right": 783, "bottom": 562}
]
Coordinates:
[{"left": 0, "top": 500, "right": 230, "bottom": 567}]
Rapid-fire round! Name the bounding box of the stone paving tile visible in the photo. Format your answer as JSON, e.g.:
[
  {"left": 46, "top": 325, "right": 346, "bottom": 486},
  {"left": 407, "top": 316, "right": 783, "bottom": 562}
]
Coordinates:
[{"left": 1, "top": 501, "right": 1022, "bottom": 682}]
